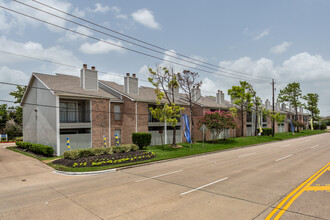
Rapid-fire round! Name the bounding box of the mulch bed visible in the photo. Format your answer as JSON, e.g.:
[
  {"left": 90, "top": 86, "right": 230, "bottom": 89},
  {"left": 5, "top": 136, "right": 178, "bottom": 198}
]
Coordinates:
[{"left": 53, "top": 150, "right": 156, "bottom": 168}]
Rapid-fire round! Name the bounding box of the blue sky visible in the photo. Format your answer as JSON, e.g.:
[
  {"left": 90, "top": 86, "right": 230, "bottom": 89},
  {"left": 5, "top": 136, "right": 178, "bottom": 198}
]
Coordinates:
[{"left": 0, "top": 0, "right": 330, "bottom": 116}]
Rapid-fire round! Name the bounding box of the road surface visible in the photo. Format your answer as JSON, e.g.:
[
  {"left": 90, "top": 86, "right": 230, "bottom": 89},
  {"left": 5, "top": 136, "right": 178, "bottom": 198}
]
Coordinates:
[{"left": 0, "top": 133, "right": 329, "bottom": 220}]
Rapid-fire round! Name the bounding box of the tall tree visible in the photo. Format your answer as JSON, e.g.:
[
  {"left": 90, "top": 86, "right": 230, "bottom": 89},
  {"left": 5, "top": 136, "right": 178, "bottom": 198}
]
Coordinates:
[
  {"left": 246, "top": 83, "right": 262, "bottom": 136},
  {"left": 278, "top": 82, "right": 302, "bottom": 132},
  {"left": 0, "top": 104, "right": 8, "bottom": 128},
  {"left": 303, "top": 93, "right": 320, "bottom": 121},
  {"left": 148, "top": 66, "right": 184, "bottom": 146},
  {"left": 9, "top": 85, "right": 26, "bottom": 125},
  {"left": 228, "top": 81, "right": 253, "bottom": 137},
  {"left": 9, "top": 85, "right": 26, "bottom": 103},
  {"left": 177, "top": 70, "right": 202, "bottom": 143}
]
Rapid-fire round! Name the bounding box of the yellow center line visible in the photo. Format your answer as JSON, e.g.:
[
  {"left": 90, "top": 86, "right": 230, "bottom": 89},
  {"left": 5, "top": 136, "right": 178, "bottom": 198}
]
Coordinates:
[
  {"left": 305, "top": 186, "right": 330, "bottom": 191},
  {"left": 274, "top": 164, "right": 330, "bottom": 219},
  {"left": 265, "top": 162, "right": 330, "bottom": 220}
]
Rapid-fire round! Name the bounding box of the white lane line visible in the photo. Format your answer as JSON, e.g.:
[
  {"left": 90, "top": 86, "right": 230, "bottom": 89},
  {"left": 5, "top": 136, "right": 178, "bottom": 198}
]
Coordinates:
[
  {"left": 311, "top": 145, "right": 320, "bottom": 149},
  {"left": 181, "top": 177, "right": 228, "bottom": 195},
  {"left": 238, "top": 152, "right": 256, "bottom": 158},
  {"left": 275, "top": 155, "right": 293, "bottom": 162},
  {"left": 136, "top": 170, "right": 183, "bottom": 182},
  {"left": 280, "top": 144, "right": 291, "bottom": 148}
]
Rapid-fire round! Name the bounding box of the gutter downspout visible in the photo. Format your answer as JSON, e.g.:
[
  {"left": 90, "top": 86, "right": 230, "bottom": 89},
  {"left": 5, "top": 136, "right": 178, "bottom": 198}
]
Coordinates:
[
  {"left": 135, "top": 101, "right": 138, "bottom": 132},
  {"left": 109, "top": 100, "right": 111, "bottom": 146},
  {"left": 56, "top": 95, "right": 60, "bottom": 156}
]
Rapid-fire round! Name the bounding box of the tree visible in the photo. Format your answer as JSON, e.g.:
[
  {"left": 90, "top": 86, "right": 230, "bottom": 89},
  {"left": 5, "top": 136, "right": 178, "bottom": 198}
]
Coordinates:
[
  {"left": 177, "top": 70, "right": 202, "bottom": 143},
  {"left": 9, "top": 85, "right": 26, "bottom": 125},
  {"left": 148, "top": 66, "right": 184, "bottom": 146},
  {"left": 263, "top": 109, "right": 285, "bottom": 127},
  {"left": 246, "top": 84, "right": 262, "bottom": 136},
  {"left": 278, "top": 82, "right": 302, "bottom": 132},
  {"left": 228, "top": 81, "right": 253, "bottom": 137},
  {"left": 303, "top": 93, "right": 320, "bottom": 121},
  {"left": 0, "top": 104, "right": 9, "bottom": 128},
  {"left": 4, "top": 123, "right": 22, "bottom": 140},
  {"left": 196, "top": 110, "right": 237, "bottom": 141},
  {"left": 9, "top": 85, "right": 26, "bottom": 103}
]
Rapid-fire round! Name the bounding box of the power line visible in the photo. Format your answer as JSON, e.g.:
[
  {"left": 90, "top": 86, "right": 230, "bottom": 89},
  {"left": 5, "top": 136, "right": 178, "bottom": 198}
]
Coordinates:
[
  {"left": 0, "top": 49, "right": 220, "bottom": 95},
  {"left": 30, "top": 0, "right": 271, "bottom": 80},
  {"left": 0, "top": 4, "right": 268, "bottom": 83}
]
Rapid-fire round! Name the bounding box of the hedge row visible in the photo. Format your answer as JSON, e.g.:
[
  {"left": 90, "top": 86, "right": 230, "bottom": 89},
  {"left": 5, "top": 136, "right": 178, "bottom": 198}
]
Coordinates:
[
  {"left": 261, "top": 128, "right": 273, "bottom": 136},
  {"left": 63, "top": 144, "right": 139, "bottom": 160},
  {"left": 16, "top": 141, "right": 54, "bottom": 157}
]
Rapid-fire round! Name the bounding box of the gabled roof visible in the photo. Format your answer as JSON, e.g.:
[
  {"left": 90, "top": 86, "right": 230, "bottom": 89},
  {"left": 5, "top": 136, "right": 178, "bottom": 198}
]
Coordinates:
[
  {"left": 21, "top": 73, "right": 120, "bottom": 105},
  {"left": 100, "top": 80, "right": 189, "bottom": 105},
  {"left": 186, "top": 95, "right": 229, "bottom": 109}
]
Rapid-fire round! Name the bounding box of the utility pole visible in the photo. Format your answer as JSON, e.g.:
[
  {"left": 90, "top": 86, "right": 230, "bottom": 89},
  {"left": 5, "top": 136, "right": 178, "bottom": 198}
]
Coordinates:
[{"left": 272, "top": 79, "right": 275, "bottom": 137}]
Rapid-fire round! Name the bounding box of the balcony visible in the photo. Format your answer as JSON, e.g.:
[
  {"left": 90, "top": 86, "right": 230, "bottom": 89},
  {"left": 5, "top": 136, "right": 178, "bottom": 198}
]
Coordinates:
[{"left": 60, "top": 99, "right": 91, "bottom": 129}]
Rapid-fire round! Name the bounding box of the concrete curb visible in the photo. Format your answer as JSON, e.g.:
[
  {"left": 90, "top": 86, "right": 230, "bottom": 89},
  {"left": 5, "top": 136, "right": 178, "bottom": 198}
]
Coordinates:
[{"left": 53, "top": 168, "right": 117, "bottom": 176}]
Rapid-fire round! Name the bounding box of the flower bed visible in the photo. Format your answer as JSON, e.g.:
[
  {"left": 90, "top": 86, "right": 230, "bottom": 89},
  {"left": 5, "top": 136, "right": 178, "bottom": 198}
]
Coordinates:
[{"left": 53, "top": 150, "right": 156, "bottom": 168}]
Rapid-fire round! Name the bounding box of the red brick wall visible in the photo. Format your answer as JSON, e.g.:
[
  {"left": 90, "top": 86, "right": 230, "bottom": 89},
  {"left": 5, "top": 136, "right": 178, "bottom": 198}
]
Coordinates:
[
  {"left": 110, "top": 98, "right": 149, "bottom": 145},
  {"left": 91, "top": 98, "right": 110, "bottom": 148}
]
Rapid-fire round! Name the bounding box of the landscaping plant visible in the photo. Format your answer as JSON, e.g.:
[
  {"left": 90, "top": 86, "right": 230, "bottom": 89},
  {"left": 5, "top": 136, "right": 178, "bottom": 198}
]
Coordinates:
[
  {"left": 196, "top": 110, "right": 237, "bottom": 141},
  {"left": 132, "top": 133, "right": 152, "bottom": 149}
]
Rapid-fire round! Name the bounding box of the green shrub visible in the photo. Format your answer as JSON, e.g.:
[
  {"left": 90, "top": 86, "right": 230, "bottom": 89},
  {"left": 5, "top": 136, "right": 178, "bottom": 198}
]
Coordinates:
[
  {"left": 15, "top": 137, "right": 23, "bottom": 141},
  {"left": 78, "top": 149, "right": 94, "bottom": 157},
  {"left": 261, "top": 128, "right": 273, "bottom": 136},
  {"left": 112, "top": 146, "right": 122, "bottom": 153},
  {"left": 313, "top": 123, "right": 327, "bottom": 130},
  {"left": 1, "top": 137, "right": 6, "bottom": 142},
  {"left": 132, "top": 133, "right": 151, "bottom": 149},
  {"left": 91, "top": 147, "right": 107, "bottom": 156},
  {"left": 105, "top": 147, "right": 113, "bottom": 155},
  {"left": 16, "top": 141, "right": 54, "bottom": 156},
  {"left": 63, "top": 150, "right": 80, "bottom": 160}
]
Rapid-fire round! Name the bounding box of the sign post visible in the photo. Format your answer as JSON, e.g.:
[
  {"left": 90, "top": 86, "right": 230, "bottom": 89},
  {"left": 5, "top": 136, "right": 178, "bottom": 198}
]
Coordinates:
[{"left": 199, "top": 124, "right": 207, "bottom": 149}]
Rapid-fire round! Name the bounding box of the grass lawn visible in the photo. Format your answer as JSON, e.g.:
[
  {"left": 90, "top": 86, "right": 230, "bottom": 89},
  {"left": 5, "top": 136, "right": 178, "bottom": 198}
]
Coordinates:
[{"left": 8, "top": 130, "right": 327, "bottom": 172}]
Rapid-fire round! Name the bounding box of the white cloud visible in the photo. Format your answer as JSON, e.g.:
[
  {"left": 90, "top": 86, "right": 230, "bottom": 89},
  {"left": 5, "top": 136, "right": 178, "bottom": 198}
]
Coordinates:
[
  {"left": 72, "top": 7, "right": 85, "bottom": 17},
  {"left": 0, "top": 0, "right": 72, "bottom": 33},
  {"left": 270, "top": 41, "right": 292, "bottom": 54},
  {"left": 0, "top": 36, "right": 82, "bottom": 73},
  {"left": 92, "top": 3, "right": 110, "bottom": 13},
  {"left": 0, "top": 66, "right": 29, "bottom": 84},
  {"left": 131, "top": 8, "right": 160, "bottom": 29},
  {"left": 79, "top": 39, "right": 124, "bottom": 54},
  {"left": 99, "top": 72, "right": 124, "bottom": 84},
  {"left": 59, "top": 26, "right": 93, "bottom": 42},
  {"left": 254, "top": 28, "right": 270, "bottom": 40},
  {"left": 278, "top": 52, "right": 330, "bottom": 82}
]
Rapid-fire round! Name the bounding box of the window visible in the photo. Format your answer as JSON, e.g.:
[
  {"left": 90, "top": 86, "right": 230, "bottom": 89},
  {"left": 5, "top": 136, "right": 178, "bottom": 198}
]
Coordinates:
[
  {"left": 114, "top": 129, "right": 121, "bottom": 144},
  {"left": 114, "top": 105, "right": 121, "bottom": 121},
  {"left": 262, "top": 114, "right": 268, "bottom": 123},
  {"left": 246, "top": 112, "right": 252, "bottom": 123},
  {"left": 60, "top": 102, "right": 77, "bottom": 123}
]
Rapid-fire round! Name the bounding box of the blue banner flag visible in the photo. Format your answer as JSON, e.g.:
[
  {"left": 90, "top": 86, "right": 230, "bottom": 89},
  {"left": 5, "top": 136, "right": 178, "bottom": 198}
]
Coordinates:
[
  {"left": 289, "top": 118, "right": 295, "bottom": 135},
  {"left": 182, "top": 114, "right": 191, "bottom": 143}
]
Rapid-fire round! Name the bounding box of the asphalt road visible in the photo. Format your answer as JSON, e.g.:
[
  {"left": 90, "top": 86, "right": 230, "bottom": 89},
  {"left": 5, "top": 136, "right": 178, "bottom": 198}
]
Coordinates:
[{"left": 0, "top": 133, "right": 329, "bottom": 220}]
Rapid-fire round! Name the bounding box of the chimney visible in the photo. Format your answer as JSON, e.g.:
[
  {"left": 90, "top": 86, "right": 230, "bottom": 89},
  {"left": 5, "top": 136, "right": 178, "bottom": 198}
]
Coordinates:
[
  {"left": 216, "top": 90, "right": 225, "bottom": 105},
  {"left": 281, "top": 103, "right": 286, "bottom": 111},
  {"left": 265, "top": 99, "right": 270, "bottom": 110},
  {"left": 124, "top": 73, "right": 139, "bottom": 95},
  {"left": 80, "top": 64, "right": 98, "bottom": 90},
  {"left": 192, "top": 86, "right": 201, "bottom": 102}
]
